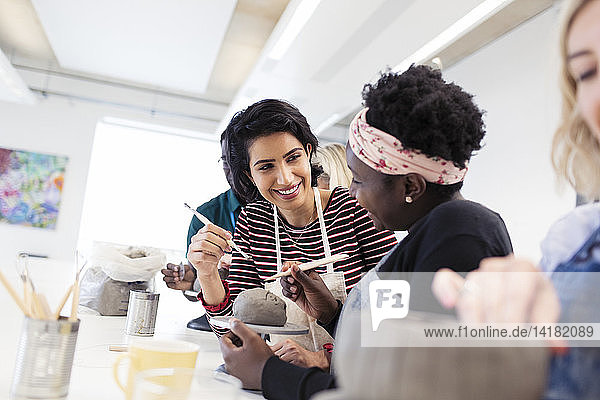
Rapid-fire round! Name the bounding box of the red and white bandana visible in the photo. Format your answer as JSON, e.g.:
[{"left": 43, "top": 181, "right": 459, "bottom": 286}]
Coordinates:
[{"left": 348, "top": 108, "right": 467, "bottom": 185}]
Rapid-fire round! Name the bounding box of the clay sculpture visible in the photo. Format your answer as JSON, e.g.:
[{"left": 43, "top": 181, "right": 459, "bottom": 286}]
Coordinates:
[{"left": 233, "top": 288, "right": 287, "bottom": 326}]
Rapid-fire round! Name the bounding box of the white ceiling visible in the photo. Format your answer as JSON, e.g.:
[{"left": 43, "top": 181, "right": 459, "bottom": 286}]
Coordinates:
[
  {"left": 221, "top": 0, "right": 537, "bottom": 135},
  {"left": 0, "top": 0, "right": 555, "bottom": 142},
  {"left": 31, "top": 0, "right": 237, "bottom": 94}
]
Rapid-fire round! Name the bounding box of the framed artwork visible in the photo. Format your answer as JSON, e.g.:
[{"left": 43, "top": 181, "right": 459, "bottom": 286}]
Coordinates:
[{"left": 0, "top": 147, "right": 68, "bottom": 229}]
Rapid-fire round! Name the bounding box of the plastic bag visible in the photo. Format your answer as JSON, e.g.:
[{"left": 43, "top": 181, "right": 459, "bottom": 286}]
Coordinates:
[
  {"left": 78, "top": 242, "right": 166, "bottom": 316},
  {"left": 79, "top": 268, "right": 151, "bottom": 316},
  {"left": 90, "top": 243, "right": 166, "bottom": 282}
]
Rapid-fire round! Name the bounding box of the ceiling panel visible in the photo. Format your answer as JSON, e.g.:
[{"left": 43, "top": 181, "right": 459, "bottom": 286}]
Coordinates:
[
  {"left": 0, "top": 0, "right": 56, "bottom": 61},
  {"left": 31, "top": 0, "right": 237, "bottom": 94}
]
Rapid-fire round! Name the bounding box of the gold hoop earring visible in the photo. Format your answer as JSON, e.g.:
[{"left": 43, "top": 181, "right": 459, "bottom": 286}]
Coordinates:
[{"left": 405, "top": 196, "right": 413, "bottom": 203}]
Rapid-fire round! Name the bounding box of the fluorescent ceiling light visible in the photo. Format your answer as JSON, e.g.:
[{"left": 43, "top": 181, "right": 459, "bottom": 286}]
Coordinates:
[
  {"left": 0, "top": 49, "right": 36, "bottom": 105},
  {"left": 269, "top": 0, "right": 322, "bottom": 61},
  {"left": 315, "top": 103, "right": 359, "bottom": 135},
  {"left": 102, "top": 117, "right": 218, "bottom": 142},
  {"left": 315, "top": 113, "right": 341, "bottom": 135},
  {"left": 316, "top": 0, "right": 515, "bottom": 135},
  {"left": 216, "top": 95, "right": 256, "bottom": 134},
  {"left": 393, "top": 0, "right": 515, "bottom": 73}
]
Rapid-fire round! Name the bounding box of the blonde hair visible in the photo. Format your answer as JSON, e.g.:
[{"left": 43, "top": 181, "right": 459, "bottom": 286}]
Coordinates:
[
  {"left": 553, "top": 0, "right": 600, "bottom": 200},
  {"left": 314, "top": 143, "right": 353, "bottom": 189}
]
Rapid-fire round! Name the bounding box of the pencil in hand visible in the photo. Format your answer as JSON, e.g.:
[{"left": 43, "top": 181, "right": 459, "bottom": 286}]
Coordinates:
[{"left": 183, "top": 203, "right": 251, "bottom": 259}]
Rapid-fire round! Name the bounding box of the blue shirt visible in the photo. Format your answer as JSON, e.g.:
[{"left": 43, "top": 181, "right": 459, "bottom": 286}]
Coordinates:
[{"left": 186, "top": 189, "right": 242, "bottom": 251}]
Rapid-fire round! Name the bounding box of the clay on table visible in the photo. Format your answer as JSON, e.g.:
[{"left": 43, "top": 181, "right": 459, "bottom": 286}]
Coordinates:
[{"left": 233, "top": 288, "right": 287, "bottom": 326}]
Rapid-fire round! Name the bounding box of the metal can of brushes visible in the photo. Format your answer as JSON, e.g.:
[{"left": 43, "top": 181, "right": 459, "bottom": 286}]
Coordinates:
[
  {"left": 10, "top": 317, "right": 80, "bottom": 400},
  {"left": 125, "top": 290, "right": 159, "bottom": 336}
]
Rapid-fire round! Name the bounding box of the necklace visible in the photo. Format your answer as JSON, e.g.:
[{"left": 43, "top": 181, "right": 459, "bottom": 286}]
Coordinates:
[{"left": 278, "top": 203, "right": 318, "bottom": 247}]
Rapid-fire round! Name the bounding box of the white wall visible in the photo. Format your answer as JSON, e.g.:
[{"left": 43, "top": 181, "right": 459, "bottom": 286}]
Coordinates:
[
  {"left": 444, "top": 5, "right": 575, "bottom": 259},
  {"left": 78, "top": 121, "right": 228, "bottom": 256},
  {"left": 0, "top": 97, "right": 95, "bottom": 263},
  {"left": 0, "top": 94, "right": 220, "bottom": 264}
]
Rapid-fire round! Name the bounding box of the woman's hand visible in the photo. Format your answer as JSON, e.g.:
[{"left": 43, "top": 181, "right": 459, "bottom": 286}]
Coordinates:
[
  {"left": 160, "top": 262, "right": 195, "bottom": 291},
  {"left": 187, "top": 224, "right": 233, "bottom": 305},
  {"left": 187, "top": 224, "right": 232, "bottom": 279},
  {"left": 432, "top": 256, "right": 560, "bottom": 324},
  {"left": 280, "top": 263, "right": 339, "bottom": 324},
  {"left": 270, "top": 339, "right": 330, "bottom": 370},
  {"left": 217, "top": 253, "right": 233, "bottom": 271},
  {"left": 219, "top": 319, "right": 274, "bottom": 390}
]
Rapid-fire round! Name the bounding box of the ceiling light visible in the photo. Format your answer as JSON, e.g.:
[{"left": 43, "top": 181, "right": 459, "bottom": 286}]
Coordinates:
[
  {"left": 0, "top": 49, "right": 36, "bottom": 105},
  {"left": 315, "top": 113, "right": 341, "bottom": 135},
  {"left": 215, "top": 95, "right": 255, "bottom": 134},
  {"left": 102, "top": 117, "right": 219, "bottom": 141},
  {"left": 393, "top": 0, "right": 515, "bottom": 73},
  {"left": 268, "top": 0, "right": 322, "bottom": 61}
]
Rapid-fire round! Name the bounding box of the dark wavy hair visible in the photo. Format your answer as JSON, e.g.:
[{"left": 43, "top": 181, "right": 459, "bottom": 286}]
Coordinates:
[
  {"left": 221, "top": 99, "right": 322, "bottom": 204},
  {"left": 362, "top": 65, "right": 485, "bottom": 199}
]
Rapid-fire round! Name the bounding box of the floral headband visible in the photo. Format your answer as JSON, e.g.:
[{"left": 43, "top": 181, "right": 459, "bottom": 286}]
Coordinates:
[{"left": 348, "top": 108, "right": 467, "bottom": 185}]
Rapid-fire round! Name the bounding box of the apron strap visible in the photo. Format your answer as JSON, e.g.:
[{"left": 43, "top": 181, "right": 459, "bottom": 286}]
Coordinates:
[
  {"left": 313, "top": 187, "right": 334, "bottom": 273},
  {"left": 273, "top": 204, "right": 282, "bottom": 272}
]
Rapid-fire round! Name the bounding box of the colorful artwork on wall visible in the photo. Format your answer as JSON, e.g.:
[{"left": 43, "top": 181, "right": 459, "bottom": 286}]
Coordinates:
[{"left": 0, "top": 147, "right": 68, "bottom": 229}]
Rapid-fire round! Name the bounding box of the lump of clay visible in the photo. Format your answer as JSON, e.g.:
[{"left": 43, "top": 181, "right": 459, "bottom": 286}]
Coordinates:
[
  {"left": 233, "top": 288, "right": 287, "bottom": 326},
  {"left": 122, "top": 247, "right": 148, "bottom": 259}
]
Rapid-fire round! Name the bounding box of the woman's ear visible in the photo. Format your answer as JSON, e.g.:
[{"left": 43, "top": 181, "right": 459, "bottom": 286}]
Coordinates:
[
  {"left": 244, "top": 170, "right": 255, "bottom": 185},
  {"left": 404, "top": 174, "right": 427, "bottom": 202}
]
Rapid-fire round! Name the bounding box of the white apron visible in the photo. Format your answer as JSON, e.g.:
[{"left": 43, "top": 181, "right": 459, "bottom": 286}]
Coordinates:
[{"left": 265, "top": 187, "right": 347, "bottom": 352}]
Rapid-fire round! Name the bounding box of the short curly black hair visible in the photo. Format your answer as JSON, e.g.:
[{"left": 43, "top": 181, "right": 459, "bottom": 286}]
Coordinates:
[
  {"left": 362, "top": 65, "right": 485, "bottom": 198},
  {"left": 221, "top": 99, "right": 322, "bottom": 204}
]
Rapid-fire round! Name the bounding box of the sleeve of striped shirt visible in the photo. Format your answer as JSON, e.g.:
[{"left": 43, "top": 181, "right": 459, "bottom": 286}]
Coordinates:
[
  {"left": 201, "top": 208, "right": 262, "bottom": 336},
  {"left": 351, "top": 200, "right": 397, "bottom": 272}
]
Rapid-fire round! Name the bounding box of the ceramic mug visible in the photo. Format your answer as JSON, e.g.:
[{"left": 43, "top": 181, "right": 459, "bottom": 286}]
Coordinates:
[
  {"left": 131, "top": 367, "right": 241, "bottom": 400},
  {"left": 112, "top": 339, "right": 199, "bottom": 400}
]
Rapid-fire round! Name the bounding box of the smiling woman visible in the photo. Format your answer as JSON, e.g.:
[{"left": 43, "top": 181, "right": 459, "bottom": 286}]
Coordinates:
[
  {"left": 553, "top": 0, "right": 600, "bottom": 201},
  {"left": 187, "top": 99, "right": 397, "bottom": 370},
  {"left": 247, "top": 132, "right": 315, "bottom": 226}
]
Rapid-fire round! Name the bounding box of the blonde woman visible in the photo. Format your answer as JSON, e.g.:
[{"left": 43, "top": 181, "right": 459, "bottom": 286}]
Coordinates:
[
  {"left": 313, "top": 143, "right": 353, "bottom": 189},
  {"left": 552, "top": 0, "right": 600, "bottom": 202}
]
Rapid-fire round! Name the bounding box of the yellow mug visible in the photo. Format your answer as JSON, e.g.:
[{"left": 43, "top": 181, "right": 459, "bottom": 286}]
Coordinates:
[{"left": 112, "top": 340, "right": 199, "bottom": 400}]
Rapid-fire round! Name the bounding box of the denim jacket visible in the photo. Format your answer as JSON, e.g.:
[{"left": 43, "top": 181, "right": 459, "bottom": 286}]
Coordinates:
[{"left": 546, "top": 225, "right": 600, "bottom": 399}]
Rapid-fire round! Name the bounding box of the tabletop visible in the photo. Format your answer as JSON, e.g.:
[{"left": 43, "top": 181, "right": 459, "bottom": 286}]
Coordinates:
[{"left": 0, "top": 259, "right": 262, "bottom": 400}]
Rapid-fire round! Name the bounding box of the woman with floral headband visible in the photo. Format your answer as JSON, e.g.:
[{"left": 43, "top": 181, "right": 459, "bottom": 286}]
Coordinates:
[{"left": 218, "top": 65, "right": 515, "bottom": 399}]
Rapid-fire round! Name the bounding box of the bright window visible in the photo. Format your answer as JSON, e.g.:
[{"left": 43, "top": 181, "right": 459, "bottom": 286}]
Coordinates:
[{"left": 78, "top": 119, "right": 228, "bottom": 256}]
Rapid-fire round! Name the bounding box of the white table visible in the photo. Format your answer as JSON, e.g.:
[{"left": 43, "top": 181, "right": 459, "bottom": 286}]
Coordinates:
[{"left": 0, "top": 262, "right": 262, "bottom": 400}]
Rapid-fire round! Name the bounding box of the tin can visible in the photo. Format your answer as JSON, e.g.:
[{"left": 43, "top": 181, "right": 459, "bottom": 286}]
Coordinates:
[
  {"left": 125, "top": 290, "right": 159, "bottom": 336},
  {"left": 10, "top": 317, "right": 80, "bottom": 400}
]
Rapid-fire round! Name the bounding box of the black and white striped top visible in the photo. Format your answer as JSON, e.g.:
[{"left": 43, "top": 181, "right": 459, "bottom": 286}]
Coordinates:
[{"left": 201, "top": 187, "right": 397, "bottom": 334}]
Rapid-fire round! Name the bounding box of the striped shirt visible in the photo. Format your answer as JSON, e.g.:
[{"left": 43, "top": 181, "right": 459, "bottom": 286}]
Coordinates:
[{"left": 201, "top": 187, "right": 397, "bottom": 334}]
